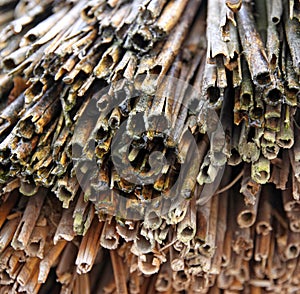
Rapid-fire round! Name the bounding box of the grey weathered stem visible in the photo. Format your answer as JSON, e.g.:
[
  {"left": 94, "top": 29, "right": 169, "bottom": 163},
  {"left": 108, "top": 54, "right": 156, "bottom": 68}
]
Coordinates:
[
  {"left": 237, "top": 2, "right": 270, "bottom": 86},
  {"left": 238, "top": 122, "right": 260, "bottom": 163},
  {"left": 139, "top": 0, "right": 202, "bottom": 88},
  {"left": 240, "top": 57, "right": 254, "bottom": 111},
  {"left": 33, "top": 2, "right": 85, "bottom": 49},
  {"left": 228, "top": 123, "right": 242, "bottom": 166},
  {"left": 21, "top": 7, "right": 70, "bottom": 46},
  {"left": 3, "top": 45, "right": 30, "bottom": 70},
  {"left": 154, "top": 0, "right": 189, "bottom": 35},
  {"left": 17, "top": 85, "right": 62, "bottom": 138},
  {"left": 144, "top": 0, "right": 168, "bottom": 21},
  {"left": 54, "top": 173, "right": 80, "bottom": 208},
  {"left": 284, "top": 3, "right": 300, "bottom": 75}
]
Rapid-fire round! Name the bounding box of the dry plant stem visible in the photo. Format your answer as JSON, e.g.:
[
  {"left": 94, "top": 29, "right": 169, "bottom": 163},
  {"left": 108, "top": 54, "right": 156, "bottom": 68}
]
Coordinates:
[
  {"left": 110, "top": 249, "right": 128, "bottom": 294},
  {"left": 240, "top": 163, "right": 261, "bottom": 206},
  {"left": 76, "top": 217, "right": 103, "bottom": 274},
  {"left": 287, "top": 211, "right": 300, "bottom": 232},
  {"left": 133, "top": 225, "right": 156, "bottom": 255},
  {"left": 34, "top": 2, "right": 85, "bottom": 50},
  {"left": 56, "top": 242, "right": 77, "bottom": 285},
  {"left": 197, "top": 153, "right": 220, "bottom": 189},
  {"left": 16, "top": 256, "right": 40, "bottom": 287},
  {"left": 0, "top": 189, "right": 19, "bottom": 229},
  {"left": 177, "top": 196, "right": 196, "bottom": 243},
  {"left": 100, "top": 219, "right": 119, "bottom": 250},
  {"left": 17, "top": 85, "right": 62, "bottom": 138},
  {"left": 240, "top": 57, "right": 254, "bottom": 111},
  {"left": 228, "top": 124, "right": 242, "bottom": 166},
  {"left": 276, "top": 106, "right": 294, "bottom": 149},
  {"left": 21, "top": 7, "right": 70, "bottom": 47},
  {"left": 138, "top": 252, "right": 163, "bottom": 275},
  {"left": 11, "top": 188, "right": 46, "bottom": 250},
  {"left": 270, "top": 150, "right": 290, "bottom": 190},
  {"left": 238, "top": 123, "right": 260, "bottom": 163},
  {"left": 284, "top": 51, "right": 300, "bottom": 106},
  {"left": 285, "top": 231, "right": 300, "bottom": 260},
  {"left": 73, "top": 191, "right": 90, "bottom": 235},
  {"left": 73, "top": 273, "right": 91, "bottom": 294},
  {"left": 54, "top": 197, "right": 76, "bottom": 244},
  {"left": 265, "top": 0, "right": 281, "bottom": 73},
  {"left": 116, "top": 220, "right": 138, "bottom": 242},
  {"left": 225, "top": 0, "right": 242, "bottom": 12},
  {"left": 207, "top": 0, "right": 228, "bottom": 62},
  {"left": 236, "top": 189, "right": 260, "bottom": 228},
  {"left": 9, "top": 255, "right": 25, "bottom": 282},
  {"left": 0, "top": 217, "right": 20, "bottom": 253},
  {"left": 155, "top": 261, "right": 172, "bottom": 292},
  {"left": 199, "top": 194, "right": 218, "bottom": 261},
  {"left": 146, "top": 0, "right": 202, "bottom": 83},
  {"left": 155, "top": 0, "right": 189, "bottom": 34},
  {"left": 128, "top": 269, "right": 141, "bottom": 294},
  {"left": 254, "top": 232, "right": 271, "bottom": 262},
  {"left": 0, "top": 93, "right": 24, "bottom": 136},
  {"left": 144, "top": 0, "right": 168, "bottom": 20},
  {"left": 256, "top": 184, "right": 273, "bottom": 235},
  {"left": 231, "top": 216, "right": 253, "bottom": 261},
  {"left": 251, "top": 156, "right": 271, "bottom": 184},
  {"left": 210, "top": 187, "right": 228, "bottom": 275},
  {"left": 18, "top": 269, "right": 42, "bottom": 294},
  {"left": 172, "top": 269, "right": 191, "bottom": 291},
  {"left": 266, "top": 234, "right": 285, "bottom": 280},
  {"left": 195, "top": 194, "right": 212, "bottom": 246},
  {"left": 38, "top": 240, "right": 68, "bottom": 283},
  {"left": 25, "top": 225, "right": 48, "bottom": 258},
  {"left": 282, "top": 178, "right": 299, "bottom": 212},
  {"left": 55, "top": 173, "right": 80, "bottom": 208}
]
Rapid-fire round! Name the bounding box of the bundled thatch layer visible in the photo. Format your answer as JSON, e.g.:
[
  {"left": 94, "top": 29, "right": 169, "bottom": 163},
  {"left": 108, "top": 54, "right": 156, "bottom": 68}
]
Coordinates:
[{"left": 0, "top": 0, "right": 299, "bottom": 293}]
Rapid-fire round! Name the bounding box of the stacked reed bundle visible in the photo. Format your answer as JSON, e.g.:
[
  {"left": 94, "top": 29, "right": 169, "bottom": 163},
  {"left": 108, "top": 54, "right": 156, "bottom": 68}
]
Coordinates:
[{"left": 0, "top": 0, "right": 299, "bottom": 293}]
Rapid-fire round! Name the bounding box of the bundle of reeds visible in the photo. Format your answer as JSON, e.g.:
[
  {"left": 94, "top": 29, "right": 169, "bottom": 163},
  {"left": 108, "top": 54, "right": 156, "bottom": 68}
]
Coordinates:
[{"left": 0, "top": 0, "right": 299, "bottom": 293}]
